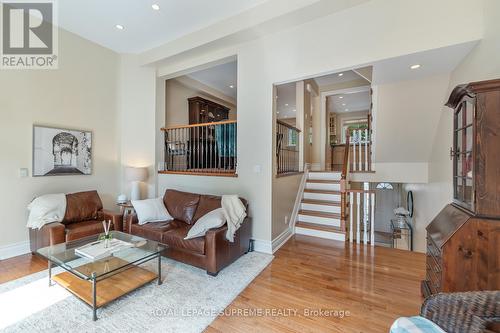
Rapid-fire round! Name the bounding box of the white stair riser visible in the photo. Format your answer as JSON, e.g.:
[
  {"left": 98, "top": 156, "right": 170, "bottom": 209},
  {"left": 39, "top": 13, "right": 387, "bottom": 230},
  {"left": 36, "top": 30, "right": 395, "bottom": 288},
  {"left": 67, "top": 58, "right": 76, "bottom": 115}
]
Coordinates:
[
  {"left": 306, "top": 182, "right": 340, "bottom": 191},
  {"left": 298, "top": 214, "right": 341, "bottom": 227},
  {"left": 295, "top": 227, "right": 345, "bottom": 241},
  {"left": 308, "top": 172, "right": 341, "bottom": 181},
  {"left": 304, "top": 192, "right": 341, "bottom": 201},
  {"left": 301, "top": 203, "right": 340, "bottom": 214}
]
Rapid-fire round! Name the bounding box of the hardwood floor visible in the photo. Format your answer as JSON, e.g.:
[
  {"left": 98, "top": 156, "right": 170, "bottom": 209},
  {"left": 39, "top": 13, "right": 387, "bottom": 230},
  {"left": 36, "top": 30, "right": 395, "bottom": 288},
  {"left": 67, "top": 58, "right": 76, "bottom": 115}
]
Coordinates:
[
  {"left": 0, "top": 252, "right": 46, "bottom": 284},
  {"left": 206, "top": 235, "right": 425, "bottom": 333},
  {"left": 0, "top": 235, "right": 425, "bottom": 332}
]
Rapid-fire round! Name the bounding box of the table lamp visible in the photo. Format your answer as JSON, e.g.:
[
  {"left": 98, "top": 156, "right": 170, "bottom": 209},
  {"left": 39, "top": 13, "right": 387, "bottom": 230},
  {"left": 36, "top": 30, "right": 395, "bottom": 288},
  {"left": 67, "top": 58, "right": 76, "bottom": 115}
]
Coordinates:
[{"left": 125, "top": 167, "right": 148, "bottom": 201}]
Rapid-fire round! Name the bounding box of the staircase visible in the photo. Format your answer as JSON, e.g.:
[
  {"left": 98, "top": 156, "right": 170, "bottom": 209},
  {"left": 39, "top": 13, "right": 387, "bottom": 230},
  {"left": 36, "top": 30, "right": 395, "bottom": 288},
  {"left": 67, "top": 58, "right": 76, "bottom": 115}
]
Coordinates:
[{"left": 295, "top": 171, "right": 346, "bottom": 241}]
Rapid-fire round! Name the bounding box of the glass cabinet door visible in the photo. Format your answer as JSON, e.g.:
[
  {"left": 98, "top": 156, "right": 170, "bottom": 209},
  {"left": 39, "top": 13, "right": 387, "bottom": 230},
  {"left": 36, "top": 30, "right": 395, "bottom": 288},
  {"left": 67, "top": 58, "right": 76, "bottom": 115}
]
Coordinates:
[{"left": 453, "top": 99, "right": 474, "bottom": 210}]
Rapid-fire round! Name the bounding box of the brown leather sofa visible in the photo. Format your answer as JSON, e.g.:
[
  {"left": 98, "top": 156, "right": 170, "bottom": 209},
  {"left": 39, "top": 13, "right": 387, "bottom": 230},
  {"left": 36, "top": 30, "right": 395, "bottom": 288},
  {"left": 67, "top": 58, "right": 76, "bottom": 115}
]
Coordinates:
[
  {"left": 124, "top": 189, "right": 252, "bottom": 276},
  {"left": 29, "top": 190, "right": 123, "bottom": 252}
]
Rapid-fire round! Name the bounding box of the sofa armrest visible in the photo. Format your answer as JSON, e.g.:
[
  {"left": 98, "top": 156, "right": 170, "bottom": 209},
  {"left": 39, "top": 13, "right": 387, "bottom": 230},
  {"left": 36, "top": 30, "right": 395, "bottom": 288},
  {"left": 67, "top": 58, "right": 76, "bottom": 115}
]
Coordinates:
[
  {"left": 205, "top": 216, "right": 252, "bottom": 275},
  {"left": 29, "top": 222, "right": 66, "bottom": 253},
  {"left": 124, "top": 213, "right": 139, "bottom": 234},
  {"left": 103, "top": 209, "right": 124, "bottom": 232},
  {"left": 421, "top": 291, "right": 500, "bottom": 333}
]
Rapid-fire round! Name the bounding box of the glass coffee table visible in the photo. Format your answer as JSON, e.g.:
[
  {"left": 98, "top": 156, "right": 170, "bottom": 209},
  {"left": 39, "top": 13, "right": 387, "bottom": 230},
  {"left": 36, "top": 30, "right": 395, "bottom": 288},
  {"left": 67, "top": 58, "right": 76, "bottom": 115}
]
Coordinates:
[{"left": 37, "top": 231, "right": 166, "bottom": 321}]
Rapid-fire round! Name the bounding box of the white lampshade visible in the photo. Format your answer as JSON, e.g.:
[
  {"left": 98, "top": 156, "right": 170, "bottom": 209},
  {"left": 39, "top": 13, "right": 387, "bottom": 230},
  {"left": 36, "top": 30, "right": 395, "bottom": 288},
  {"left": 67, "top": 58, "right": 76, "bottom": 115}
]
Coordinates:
[{"left": 125, "top": 167, "right": 148, "bottom": 182}]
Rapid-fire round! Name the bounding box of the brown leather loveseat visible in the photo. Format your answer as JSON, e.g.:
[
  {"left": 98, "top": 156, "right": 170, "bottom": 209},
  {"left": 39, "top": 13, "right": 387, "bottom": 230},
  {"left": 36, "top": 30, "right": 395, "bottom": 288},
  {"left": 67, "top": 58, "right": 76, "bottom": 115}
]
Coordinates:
[
  {"left": 124, "top": 189, "right": 252, "bottom": 276},
  {"left": 29, "top": 190, "right": 123, "bottom": 252}
]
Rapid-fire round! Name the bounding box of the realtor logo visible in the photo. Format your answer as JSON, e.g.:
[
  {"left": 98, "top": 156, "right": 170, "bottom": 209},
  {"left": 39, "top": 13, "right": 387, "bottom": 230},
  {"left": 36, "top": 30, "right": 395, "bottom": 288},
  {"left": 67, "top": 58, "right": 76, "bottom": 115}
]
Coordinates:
[{"left": 1, "top": 0, "right": 58, "bottom": 69}]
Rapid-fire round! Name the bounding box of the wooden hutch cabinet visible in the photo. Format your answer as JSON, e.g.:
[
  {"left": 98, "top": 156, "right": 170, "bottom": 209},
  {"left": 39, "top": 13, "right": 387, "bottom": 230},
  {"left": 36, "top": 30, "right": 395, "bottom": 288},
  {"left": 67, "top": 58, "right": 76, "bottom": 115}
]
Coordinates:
[
  {"left": 422, "top": 79, "right": 500, "bottom": 297},
  {"left": 188, "top": 96, "right": 230, "bottom": 125}
]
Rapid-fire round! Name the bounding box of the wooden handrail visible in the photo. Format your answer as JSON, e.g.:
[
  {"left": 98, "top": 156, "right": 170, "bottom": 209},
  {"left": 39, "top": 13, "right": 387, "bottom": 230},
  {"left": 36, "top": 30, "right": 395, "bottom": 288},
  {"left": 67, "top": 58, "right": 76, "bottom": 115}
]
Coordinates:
[
  {"left": 276, "top": 119, "right": 301, "bottom": 133},
  {"left": 341, "top": 134, "right": 350, "bottom": 180},
  {"left": 161, "top": 120, "right": 237, "bottom": 131}
]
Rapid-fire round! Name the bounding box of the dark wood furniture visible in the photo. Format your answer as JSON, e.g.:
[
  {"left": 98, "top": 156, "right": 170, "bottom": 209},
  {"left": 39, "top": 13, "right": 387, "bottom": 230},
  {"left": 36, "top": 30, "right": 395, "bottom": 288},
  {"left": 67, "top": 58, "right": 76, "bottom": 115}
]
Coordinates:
[
  {"left": 188, "top": 96, "right": 230, "bottom": 125},
  {"left": 422, "top": 79, "right": 500, "bottom": 297}
]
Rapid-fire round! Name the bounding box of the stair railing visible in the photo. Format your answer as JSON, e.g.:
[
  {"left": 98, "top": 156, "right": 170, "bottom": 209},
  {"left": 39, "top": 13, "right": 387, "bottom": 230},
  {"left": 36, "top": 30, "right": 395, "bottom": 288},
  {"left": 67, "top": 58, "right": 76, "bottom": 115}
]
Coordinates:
[
  {"left": 348, "top": 189, "right": 375, "bottom": 245},
  {"left": 350, "top": 129, "right": 371, "bottom": 172},
  {"left": 340, "top": 133, "right": 351, "bottom": 232}
]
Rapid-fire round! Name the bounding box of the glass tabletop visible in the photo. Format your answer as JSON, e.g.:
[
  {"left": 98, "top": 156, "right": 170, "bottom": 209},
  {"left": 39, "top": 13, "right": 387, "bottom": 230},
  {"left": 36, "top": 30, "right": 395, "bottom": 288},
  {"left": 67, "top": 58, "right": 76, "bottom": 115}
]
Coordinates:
[{"left": 37, "top": 231, "right": 166, "bottom": 280}]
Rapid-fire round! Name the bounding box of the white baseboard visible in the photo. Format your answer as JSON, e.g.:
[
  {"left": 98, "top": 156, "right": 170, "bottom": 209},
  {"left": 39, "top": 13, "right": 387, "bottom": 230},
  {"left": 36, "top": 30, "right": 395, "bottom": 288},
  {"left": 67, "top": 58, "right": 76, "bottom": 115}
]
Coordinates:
[
  {"left": 252, "top": 238, "right": 272, "bottom": 254},
  {"left": 0, "top": 240, "right": 30, "bottom": 260},
  {"left": 271, "top": 228, "right": 293, "bottom": 253}
]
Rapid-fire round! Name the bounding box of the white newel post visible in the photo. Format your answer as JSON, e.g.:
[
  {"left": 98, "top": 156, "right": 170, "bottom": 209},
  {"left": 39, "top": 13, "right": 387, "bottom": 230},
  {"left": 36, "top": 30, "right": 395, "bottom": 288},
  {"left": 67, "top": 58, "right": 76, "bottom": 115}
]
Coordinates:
[
  {"left": 370, "top": 193, "right": 375, "bottom": 245},
  {"left": 356, "top": 192, "right": 360, "bottom": 244}
]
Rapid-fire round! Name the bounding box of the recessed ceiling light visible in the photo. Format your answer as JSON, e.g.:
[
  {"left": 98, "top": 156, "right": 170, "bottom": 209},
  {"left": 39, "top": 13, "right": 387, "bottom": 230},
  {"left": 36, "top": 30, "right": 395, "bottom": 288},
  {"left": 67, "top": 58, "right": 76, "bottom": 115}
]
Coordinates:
[
  {"left": 410, "top": 64, "right": 421, "bottom": 69},
  {"left": 285, "top": 103, "right": 289, "bottom": 106},
  {"left": 338, "top": 96, "right": 343, "bottom": 99},
  {"left": 151, "top": 4, "right": 160, "bottom": 10},
  {"left": 345, "top": 109, "right": 349, "bottom": 111},
  {"left": 293, "top": 109, "right": 296, "bottom": 112},
  {"left": 338, "top": 73, "right": 344, "bottom": 77},
  {"left": 277, "top": 111, "right": 280, "bottom": 114},
  {"left": 115, "top": 24, "right": 124, "bottom": 30},
  {"left": 342, "top": 103, "right": 346, "bottom": 106},
  {"left": 229, "top": 85, "right": 235, "bottom": 89}
]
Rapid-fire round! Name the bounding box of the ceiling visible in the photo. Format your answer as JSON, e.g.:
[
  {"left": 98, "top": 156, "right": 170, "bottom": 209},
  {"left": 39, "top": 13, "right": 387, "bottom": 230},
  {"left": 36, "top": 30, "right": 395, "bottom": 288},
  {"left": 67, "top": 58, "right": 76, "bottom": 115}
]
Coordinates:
[
  {"left": 328, "top": 89, "right": 370, "bottom": 114},
  {"left": 187, "top": 61, "right": 237, "bottom": 99},
  {"left": 314, "top": 70, "right": 365, "bottom": 87},
  {"left": 371, "top": 41, "right": 478, "bottom": 84},
  {"left": 58, "top": 0, "right": 268, "bottom": 53},
  {"left": 276, "top": 83, "right": 297, "bottom": 119}
]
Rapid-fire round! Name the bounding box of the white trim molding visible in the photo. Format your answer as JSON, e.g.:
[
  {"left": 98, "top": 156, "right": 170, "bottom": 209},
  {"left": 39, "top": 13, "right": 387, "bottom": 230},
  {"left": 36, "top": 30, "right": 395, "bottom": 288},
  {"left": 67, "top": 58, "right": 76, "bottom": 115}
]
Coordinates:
[
  {"left": 271, "top": 228, "right": 293, "bottom": 253},
  {"left": 0, "top": 241, "right": 30, "bottom": 260},
  {"left": 252, "top": 238, "right": 273, "bottom": 254}
]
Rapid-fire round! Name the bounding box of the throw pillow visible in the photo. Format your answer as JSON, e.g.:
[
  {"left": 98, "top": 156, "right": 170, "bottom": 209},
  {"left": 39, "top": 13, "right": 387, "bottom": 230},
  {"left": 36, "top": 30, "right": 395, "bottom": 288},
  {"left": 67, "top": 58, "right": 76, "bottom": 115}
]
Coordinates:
[
  {"left": 184, "top": 208, "right": 226, "bottom": 240},
  {"left": 132, "top": 197, "right": 173, "bottom": 225}
]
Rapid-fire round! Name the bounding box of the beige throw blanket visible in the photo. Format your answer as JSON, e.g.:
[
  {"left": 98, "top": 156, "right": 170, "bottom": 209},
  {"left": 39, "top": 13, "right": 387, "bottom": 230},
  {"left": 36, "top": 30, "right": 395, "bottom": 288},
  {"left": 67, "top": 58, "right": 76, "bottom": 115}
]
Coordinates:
[{"left": 221, "top": 195, "right": 247, "bottom": 242}]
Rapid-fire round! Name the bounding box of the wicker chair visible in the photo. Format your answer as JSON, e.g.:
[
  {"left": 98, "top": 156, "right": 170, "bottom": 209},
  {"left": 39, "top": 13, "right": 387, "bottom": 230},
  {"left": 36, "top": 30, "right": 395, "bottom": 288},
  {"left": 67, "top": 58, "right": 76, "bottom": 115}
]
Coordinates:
[{"left": 420, "top": 291, "right": 500, "bottom": 333}]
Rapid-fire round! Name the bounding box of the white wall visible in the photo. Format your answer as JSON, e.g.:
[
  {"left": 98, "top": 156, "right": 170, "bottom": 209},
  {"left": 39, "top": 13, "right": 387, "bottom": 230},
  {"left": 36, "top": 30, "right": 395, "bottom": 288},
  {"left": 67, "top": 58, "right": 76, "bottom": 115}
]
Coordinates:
[
  {"left": 165, "top": 78, "right": 237, "bottom": 126},
  {"left": 0, "top": 28, "right": 119, "bottom": 250},
  {"left": 118, "top": 55, "right": 157, "bottom": 199},
  {"left": 403, "top": 0, "right": 500, "bottom": 253},
  {"left": 144, "top": 0, "right": 483, "bottom": 247}
]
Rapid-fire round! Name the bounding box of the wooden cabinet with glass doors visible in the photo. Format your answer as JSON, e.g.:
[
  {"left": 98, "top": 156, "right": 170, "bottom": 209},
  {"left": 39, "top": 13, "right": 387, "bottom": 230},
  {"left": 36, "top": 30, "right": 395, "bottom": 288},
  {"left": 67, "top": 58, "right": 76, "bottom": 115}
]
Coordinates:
[{"left": 422, "top": 79, "right": 500, "bottom": 297}]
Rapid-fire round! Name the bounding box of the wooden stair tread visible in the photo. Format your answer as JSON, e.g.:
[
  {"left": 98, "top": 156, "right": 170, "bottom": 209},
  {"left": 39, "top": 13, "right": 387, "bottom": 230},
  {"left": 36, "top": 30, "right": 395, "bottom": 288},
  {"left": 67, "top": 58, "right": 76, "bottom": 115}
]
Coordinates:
[
  {"left": 304, "top": 189, "right": 341, "bottom": 194},
  {"left": 306, "top": 180, "right": 341, "bottom": 184},
  {"left": 298, "top": 210, "right": 341, "bottom": 219},
  {"left": 301, "top": 199, "right": 341, "bottom": 206},
  {"left": 296, "top": 222, "right": 345, "bottom": 233}
]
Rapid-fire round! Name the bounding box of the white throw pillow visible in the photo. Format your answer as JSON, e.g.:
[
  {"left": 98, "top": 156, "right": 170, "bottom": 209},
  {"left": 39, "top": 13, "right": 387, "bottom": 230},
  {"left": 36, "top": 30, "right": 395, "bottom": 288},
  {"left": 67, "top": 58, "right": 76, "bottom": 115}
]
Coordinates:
[
  {"left": 26, "top": 193, "right": 67, "bottom": 229},
  {"left": 132, "top": 197, "right": 173, "bottom": 225},
  {"left": 184, "top": 208, "right": 226, "bottom": 240}
]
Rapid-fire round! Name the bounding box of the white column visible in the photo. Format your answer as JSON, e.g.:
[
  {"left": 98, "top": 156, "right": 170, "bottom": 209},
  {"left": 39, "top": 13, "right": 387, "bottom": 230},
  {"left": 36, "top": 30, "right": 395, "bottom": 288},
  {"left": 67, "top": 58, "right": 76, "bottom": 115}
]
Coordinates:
[
  {"left": 352, "top": 138, "right": 357, "bottom": 171},
  {"left": 364, "top": 129, "right": 368, "bottom": 171},
  {"left": 358, "top": 130, "right": 362, "bottom": 171},
  {"left": 370, "top": 192, "right": 375, "bottom": 245},
  {"left": 349, "top": 192, "right": 354, "bottom": 242},
  {"left": 363, "top": 192, "right": 368, "bottom": 244},
  {"left": 356, "top": 192, "right": 360, "bottom": 244}
]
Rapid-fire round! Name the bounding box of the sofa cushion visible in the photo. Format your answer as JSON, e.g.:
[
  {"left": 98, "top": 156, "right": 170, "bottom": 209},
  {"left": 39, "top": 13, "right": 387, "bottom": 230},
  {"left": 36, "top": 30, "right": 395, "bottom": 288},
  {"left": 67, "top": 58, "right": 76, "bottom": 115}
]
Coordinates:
[
  {"left": 65, "top": 220, "right": 105, "bottom": 241},
  {"left": 193, "top": 195, "right": 249, "bottom": 222},
  {"left": 163, "top": 190, "right": 200, "bottom": 225},
  {"left": 162, "top": 225, "right": 205, "bottom": 255},
  {"left": 63, "top": 190, "right": 103, "bottom": 224},
  {"left": 193, "top": 195, "right": 221, "bottom": 222},
  {"left": 131, "top": 220, "right": 182, "bottom": 243}
]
